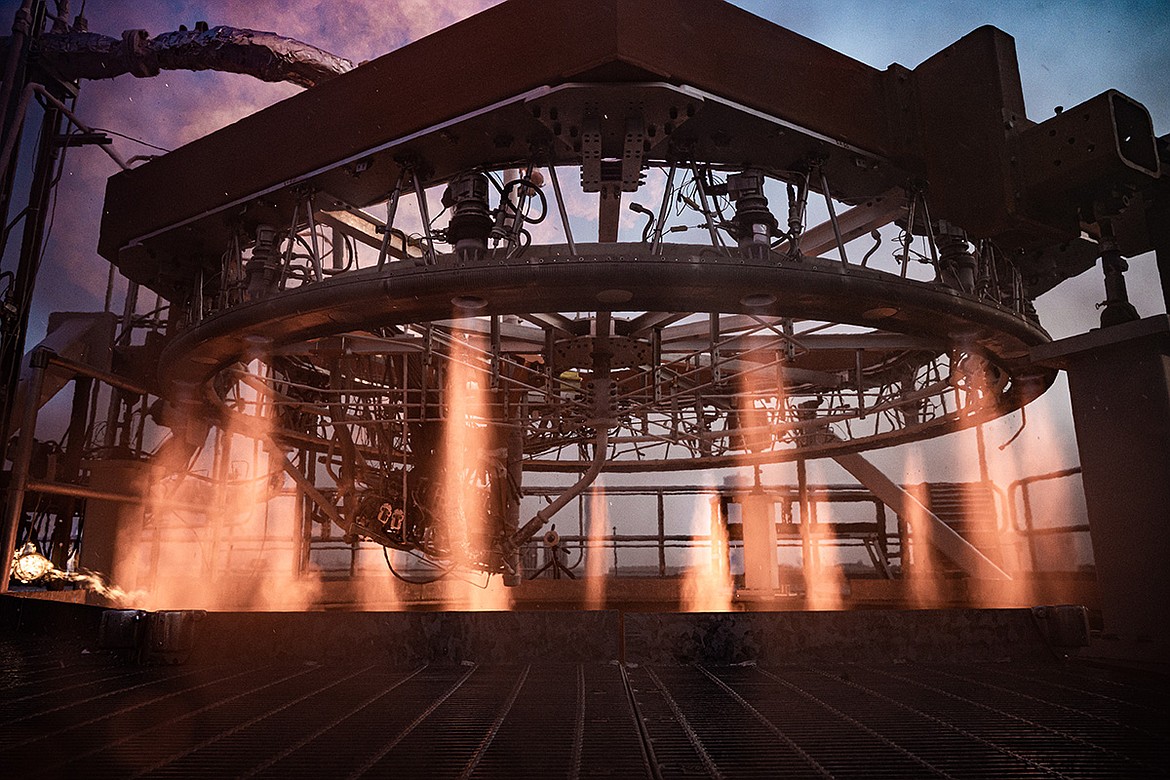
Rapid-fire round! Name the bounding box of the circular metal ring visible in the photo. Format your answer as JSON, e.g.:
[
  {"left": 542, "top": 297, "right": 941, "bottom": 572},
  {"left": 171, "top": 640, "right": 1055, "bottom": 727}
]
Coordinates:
[{"left": 161, "top": 244, "right": 1055, "bottom": 469}]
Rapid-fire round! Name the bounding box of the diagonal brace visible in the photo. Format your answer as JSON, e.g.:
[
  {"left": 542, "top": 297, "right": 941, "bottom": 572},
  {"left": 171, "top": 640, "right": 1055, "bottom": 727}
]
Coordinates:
[{"left": 832, "top": 449, "right": 1010, "bottom": 580}]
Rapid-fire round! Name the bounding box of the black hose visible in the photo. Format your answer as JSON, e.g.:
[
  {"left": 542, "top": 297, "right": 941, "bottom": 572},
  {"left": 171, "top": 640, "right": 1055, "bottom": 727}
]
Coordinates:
[{"left": 383, "top": 545, "right": 449, "bottom": 584}]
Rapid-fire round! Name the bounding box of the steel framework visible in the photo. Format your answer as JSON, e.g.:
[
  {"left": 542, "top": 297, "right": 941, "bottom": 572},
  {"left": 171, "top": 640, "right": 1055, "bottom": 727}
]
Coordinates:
[{"left": 4, "top": 0, "right": 1165, "bottom": 588}]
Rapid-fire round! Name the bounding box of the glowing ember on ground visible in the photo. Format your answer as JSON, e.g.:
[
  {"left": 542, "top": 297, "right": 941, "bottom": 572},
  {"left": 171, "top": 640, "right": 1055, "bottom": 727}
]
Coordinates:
[{"left": 10, "top": 541, "right": 144, "bottom": 604}]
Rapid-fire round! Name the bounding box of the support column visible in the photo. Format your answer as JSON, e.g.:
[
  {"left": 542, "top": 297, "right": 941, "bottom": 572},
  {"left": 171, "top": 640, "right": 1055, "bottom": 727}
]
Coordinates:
[
  {"left": 1032, "top": 315, "right": 1170, "bottom": 657},
  {"left": 76, "top": 457, "right": 150, "bottom": 588},
  {"left": 740, "top": 492, "right": 778, "bottom": 592},
  {"left": 1, "top": 348, "right": 46, "bottom": 592},
  {"left": 502, "top": 424, "right": 523, "bottom": 586}
]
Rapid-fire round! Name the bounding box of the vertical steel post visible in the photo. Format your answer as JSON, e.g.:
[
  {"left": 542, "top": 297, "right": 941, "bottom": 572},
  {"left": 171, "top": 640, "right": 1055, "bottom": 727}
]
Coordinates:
[
  {"left": 656, "top": 492, "right": 666, "bottom": 577},
  {"left": 502, "top": 424, "right": 523, "bottom": 586},
  {"left": 797, "top": 457, "right": 813, "bottom": 584},
  {"left": 0, "top": 83, "right": 63, "bottom": 470},
  {"left": 740, "top": 491, "right": 778, "bottom": 591},
  {"left": 546, "top": 163, "right": 576, "bottom": 255},
  {"left": 651, "top": 164, "right": 676, "bottom": 255},
  {"left": 1, "top": 348, "right": 47, "bottom": 591}
]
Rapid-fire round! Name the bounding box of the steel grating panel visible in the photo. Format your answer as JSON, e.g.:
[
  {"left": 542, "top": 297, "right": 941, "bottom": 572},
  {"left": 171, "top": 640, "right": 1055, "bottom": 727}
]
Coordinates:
[
  {"left": 628, "top": 664, "right": 1169, "bottom": 780},
  {"left": 1, "top": 636, "right": 1167, "bottom": 778}
]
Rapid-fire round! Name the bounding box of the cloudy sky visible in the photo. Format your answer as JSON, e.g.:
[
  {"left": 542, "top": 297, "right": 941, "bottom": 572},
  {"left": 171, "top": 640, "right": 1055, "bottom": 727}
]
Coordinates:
[{"left": 3, "top": 0, "right": 1167, "bottom": 497}]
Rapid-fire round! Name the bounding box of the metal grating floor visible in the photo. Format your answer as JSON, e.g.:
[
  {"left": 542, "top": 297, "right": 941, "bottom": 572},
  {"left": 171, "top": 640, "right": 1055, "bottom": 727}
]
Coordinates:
[{"left": 1, "top": 638, "right": 1167, "bottom": 778}]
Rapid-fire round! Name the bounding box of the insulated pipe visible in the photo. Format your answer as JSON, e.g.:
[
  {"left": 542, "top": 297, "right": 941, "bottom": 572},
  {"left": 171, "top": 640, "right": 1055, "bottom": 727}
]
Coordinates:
[
  {"left": 510, "top": 311, "right": 613, "bottom": 547},
  {"left": 510, "top": 423, "right": 609, "bottom": 548},
  {"left": 32, "top": 25, "right": 353, "bottom": 88}
]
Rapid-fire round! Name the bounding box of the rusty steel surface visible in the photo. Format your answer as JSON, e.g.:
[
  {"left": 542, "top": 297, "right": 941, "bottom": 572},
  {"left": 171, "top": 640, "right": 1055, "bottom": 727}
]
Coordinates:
[
  {"left": 98, "top": 0, "right": 891, "bottom": 275},
  {"left": 159, "top": 245, "right": 1055, "bottom": 471}
]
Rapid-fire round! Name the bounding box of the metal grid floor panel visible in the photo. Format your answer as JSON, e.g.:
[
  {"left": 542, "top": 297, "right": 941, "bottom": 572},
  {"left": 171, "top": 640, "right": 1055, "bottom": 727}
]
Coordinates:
[{"left": 1, "top": 638, "right": 1166, "bottom": 779}]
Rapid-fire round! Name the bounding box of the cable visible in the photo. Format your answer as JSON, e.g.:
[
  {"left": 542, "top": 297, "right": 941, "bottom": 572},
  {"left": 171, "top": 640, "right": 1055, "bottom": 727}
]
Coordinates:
[
  {"left": 88, "top": 126, "right": 172, "bottom": 153},
  {"left": 999, "top": 405, "right": 1027, "bottom": 450},
  {"left": 502, "top": 178, "right": 547, "bottom": 224},
  {"left": 383, "top": 544, "right": 450, "bottom": 584},
  {"left": 861, "top": 229, "right": 882, "bottom": 267}
]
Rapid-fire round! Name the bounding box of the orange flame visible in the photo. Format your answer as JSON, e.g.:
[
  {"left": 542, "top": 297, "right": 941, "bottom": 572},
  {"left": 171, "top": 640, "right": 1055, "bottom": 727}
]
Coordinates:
[
  {"left": 801, "top": 462, "right": 845, "bottom": 610},
  {"left": 439, "top": 320, "right": 512, "bottom": 610},
  {"left": 680, "top": 488, "right": 733, "bottom": 611},
  {"left": 901, "top": 448, "right": 944, "bottom": 609},
  {"left": 957, "top": 357, "right": 1032, "bottom": 608},
  {"left": 584, "top": 478, "right": 608, "bottom": 609}
]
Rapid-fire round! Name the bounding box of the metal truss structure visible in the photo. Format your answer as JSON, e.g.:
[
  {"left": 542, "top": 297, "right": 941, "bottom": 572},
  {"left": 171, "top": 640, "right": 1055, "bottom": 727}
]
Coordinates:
[{"left": 3, "top": 0, "right": 1166, "bottom": 589}]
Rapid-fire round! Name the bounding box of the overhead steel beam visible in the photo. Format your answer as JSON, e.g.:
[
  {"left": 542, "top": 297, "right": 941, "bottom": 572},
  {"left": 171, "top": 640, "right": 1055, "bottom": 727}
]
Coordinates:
[
  {"left": 99, "top": 0, "right": 895, "bottom": 275},
  {"left": 660, "top": 333, "right": 943, "bottom": 353},
  {"left": 626, "top": 312, "right": 692, "bottom": 336},
  {"left": 796, "top": 190, "right": 906, "bottom": 258},
  {"left": 313, "top": 207, "right": 419, "bottom": 259},
  {"left": 518, "top": 313, "right": 578, "bottom": 334}
]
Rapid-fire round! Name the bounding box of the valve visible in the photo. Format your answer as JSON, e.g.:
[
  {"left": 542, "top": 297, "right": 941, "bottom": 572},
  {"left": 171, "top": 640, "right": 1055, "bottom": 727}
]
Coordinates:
[
  {"left": 720, "top": 170, "right": 777, "bottom": 257},
  {"left": 936, "top": 227, "right": 977, "bottom": 294},
  {"left": 442, "top": 173, "right": 493, "bottom": 256},
  {"left": 244, "top": 224, "right": 279, "bottom": 300}
]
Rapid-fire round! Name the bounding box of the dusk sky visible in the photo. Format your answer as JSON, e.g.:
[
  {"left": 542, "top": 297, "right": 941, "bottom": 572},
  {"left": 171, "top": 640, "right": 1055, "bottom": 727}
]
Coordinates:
[{"left": 3, "top": 0, "right": 1167, "bottom": 495}]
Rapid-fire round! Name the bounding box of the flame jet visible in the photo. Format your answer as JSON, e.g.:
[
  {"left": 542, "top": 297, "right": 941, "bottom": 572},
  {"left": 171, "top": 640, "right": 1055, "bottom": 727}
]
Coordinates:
[
  {"left": 438, "top": 319, "right": 512, "bottom": 610},
  {"left": 680, "top": 486, "right": 733, "bottom": 612}
]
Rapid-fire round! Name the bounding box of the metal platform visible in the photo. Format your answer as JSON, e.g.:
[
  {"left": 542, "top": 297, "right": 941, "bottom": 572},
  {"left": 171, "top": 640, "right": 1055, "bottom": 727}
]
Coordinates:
[
  {"left": 1, "top": 599, "right": 1166, "bottom": 778},
  {"left": 1, "top": 644, "right": 1167, "bottom": 778}
]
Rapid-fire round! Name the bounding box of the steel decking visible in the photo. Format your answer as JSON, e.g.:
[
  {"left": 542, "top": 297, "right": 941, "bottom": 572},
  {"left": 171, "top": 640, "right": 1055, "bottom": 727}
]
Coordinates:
[{"left": 1, "top": 636, "right": 1166, "bottom": 778}]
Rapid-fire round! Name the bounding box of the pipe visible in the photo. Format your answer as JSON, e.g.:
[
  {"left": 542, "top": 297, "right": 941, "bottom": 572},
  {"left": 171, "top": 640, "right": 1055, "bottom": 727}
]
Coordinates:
[
  {"left": 511, "top": 311, "right": 613, "bottom": 546},
  {"left": 1, "top": 348, "right": 47, "bottom": 592},
  {"left": 0, "top": 0, "right": 35, "bottom": 144},
  {"left": 0, "top": 83, "right": 130, "bottom": 184},
  {"left": 32, "top": 25, "right": 353, "bottom": 88},
  {"left": 502, "top": 424, "right": 524, "bottom": 585},
  {"left": 265, "top": 438, "right": 350, "bottom": 532},
  {"left": 0, "top": 83, "right": 33, "bottom": 188},
  {"left": 22, "top": 479, "right": 210, "bottom": 515},
  {"left": 511, "top": 423, "right": 609, "bottom": 547},
  {"left": 44, "top": 350, "right": 149, "bottom": 395},
  {"left": 691, "top": 164, "right": 725, "bottom": 251},
  {"left": 376, "top": 171, "right": 406, "bottom": 270},
  {"left": 818, "top": 166, "right": 848, "bottom": 266},
  {"left": 412, "top": 170, "right": 436, "bottom": 264},
  {"left": 651, "top": 163, "right": 676, "bottom": 255}
]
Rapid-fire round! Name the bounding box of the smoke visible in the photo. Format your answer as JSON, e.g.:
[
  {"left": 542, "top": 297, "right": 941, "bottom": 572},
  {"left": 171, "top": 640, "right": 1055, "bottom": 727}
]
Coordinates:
[
  {"left": 901, "top": 449, "right": 944, "bottom": 609},
  {"left": 100, "top": 358, "right": 325, "bottom": 611}
]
